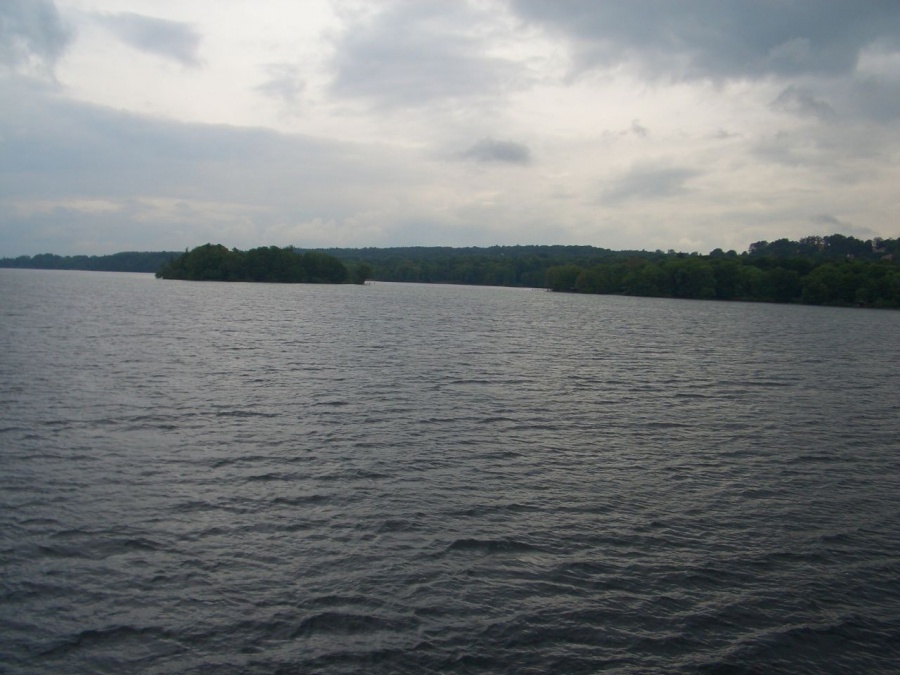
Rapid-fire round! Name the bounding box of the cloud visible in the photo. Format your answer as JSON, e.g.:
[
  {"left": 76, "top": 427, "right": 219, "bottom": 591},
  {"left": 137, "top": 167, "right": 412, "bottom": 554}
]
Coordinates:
[
  {"left": 2, "top": 1, "right": 899, "bottom": 258},
  {"left": 847, "top": 77, "right": 900, "bottom": 123},
  {"left": 94, "top": 12, "right": 201, "bottom": 67},
  {"left": 0, "top": 0, "right": 71, "bottom": 75},
  {"left": 754, "top": 123, "right": 891, "bottom": 171},
  {"left": 510, "top": 1, "right": 900, "bottom": 81},
  {"left": 601, "top": 165, "right": 700, "bottom": 205},
  {"left": 329, "top": 2, "right": 526, "bottom": 108},
  {"left": 812, "top": 213, "right": 845, "bottom": 228},
  {"left": 0, "top": 79, "right": 433, "bottom": 253},
  {"left": 772, "top": 85, "right": 836, "bottom": 121},
  {"left": 629, "top": 119, "right": 648, "bottom": 138},
  {"left": 0, "top": 89, "right": 370, "bottom": 203},
  {"left": 256, "top": 63, "right": 306, "bottom": 104},
  {"left": 810, "top": 213, "right": 875, "bottom": 238},
  {"left": 460, "top": 138, "right": 531, "bottom": 165}
]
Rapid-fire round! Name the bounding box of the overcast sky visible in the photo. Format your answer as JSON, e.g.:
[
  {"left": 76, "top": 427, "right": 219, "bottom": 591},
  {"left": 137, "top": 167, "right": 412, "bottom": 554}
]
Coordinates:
[{"left": 2, "top": 0, "right": 900, "bottom": 256}]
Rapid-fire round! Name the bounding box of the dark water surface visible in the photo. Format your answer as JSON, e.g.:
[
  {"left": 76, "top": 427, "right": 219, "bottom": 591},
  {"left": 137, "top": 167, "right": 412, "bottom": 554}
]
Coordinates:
[{"left": 1, "top": 269, "right": 899, "bottom": 674}]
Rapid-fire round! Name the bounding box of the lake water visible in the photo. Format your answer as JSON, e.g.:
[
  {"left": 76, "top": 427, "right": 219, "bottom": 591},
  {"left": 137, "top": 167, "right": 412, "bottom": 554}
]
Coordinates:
[{"left": 1, "top": 269, "right": 899, "bottom": 674}]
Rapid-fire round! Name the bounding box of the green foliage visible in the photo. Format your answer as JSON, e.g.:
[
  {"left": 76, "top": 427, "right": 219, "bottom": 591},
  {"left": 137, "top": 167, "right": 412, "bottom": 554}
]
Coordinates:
[
  {"left": 319, "top": 234, "right": 898, "bottom": 307},
  {"left": 155, "top": 244, "right": 350, "bottom": 284},
  {"left": 545, "top": 264, "right": 582, "bottom": 292},
  {"left": 0, "top": 251, "right": 180, "bottom": 273},
  {"left": 6, "top": 232, "right": 898, "bottom": 307},
  {"left": 532, "top": 234, "right": 900, "bottom": 307},
  {"left": 301, "top": 251, "right": 348, "bottom": 284},
  {"left": 352, "top": 262, "right": 373, "bottom": 285},
  {"left": 324, "top": 244, "right": 655, "bottom": 288}
]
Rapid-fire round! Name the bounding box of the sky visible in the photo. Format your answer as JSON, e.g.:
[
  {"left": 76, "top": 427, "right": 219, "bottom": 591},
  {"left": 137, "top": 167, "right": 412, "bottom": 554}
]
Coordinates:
[{"left": 2, "top": 1, "right": 900, "bottom": 257}]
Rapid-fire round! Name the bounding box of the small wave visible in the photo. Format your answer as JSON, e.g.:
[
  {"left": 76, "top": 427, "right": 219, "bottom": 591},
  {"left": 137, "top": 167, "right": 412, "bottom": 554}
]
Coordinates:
[
  {"left": 791, "top": 453, "right": 845, "bottom": 464},
  {"left": 377, "top": 518, "right": 414, "bottom": 533},
  {"left": 721, "top": 378, "right": 796, "bottom": 388},
  {"left": 214, "top": 410, "right": 278, "bottom": 418},
  {"left": 476, "top": 415, "right": 517, "bottom": 425},
  {"left": 41, "top": 625, "right": 178, "bottom": 658},
  {"left": 271, "top": 494, "right": 331, "bottom": 507},
  {"left": 316, "top": 469, "right": 390, "bottom": 481},
  {"left": 445, "top": 538, "right": 543, "bottom": 555},
  {"left": 701, "top": 614, "right": 899, "bottom": 673},
  {"left": 244, "top": 472, "right": 295, "bottom": 482},
  {"left": 291, "top": 611, "right": 414, "bottom": 638},
  {"left": 37, "top": 536, "right": 164, "bottom": 561}
]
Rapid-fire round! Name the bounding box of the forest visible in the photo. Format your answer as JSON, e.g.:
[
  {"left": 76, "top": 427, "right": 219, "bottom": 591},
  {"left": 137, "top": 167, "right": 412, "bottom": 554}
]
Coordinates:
[
  {"left": 2, "top": 233, "right": 897, "bottom": 307},
  {"left": 154, "top": 244, "right": 364, "bottom": 283},
  {"left": 0, "top": 250, "right": 179, "bottom": 273},
  {"left": 543, "top": 235, "right": 899, "bottom": 308}
]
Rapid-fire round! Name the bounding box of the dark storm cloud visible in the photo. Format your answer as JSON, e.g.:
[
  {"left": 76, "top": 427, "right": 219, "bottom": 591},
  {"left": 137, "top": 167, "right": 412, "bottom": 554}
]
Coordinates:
[
  {"left": 510, "top": 0, "right": 900, "bottom": 81},
  {"left": 329, "top": 2, "right": 524, "bottom": 107},
  {"left": 461, "top": 138, "right": 531, "bottom": 165},
  {"left": 95, "top": 12, "right": 201, "bottom": 67},
  {"left": 601, "top": 165, "right": 700, "bottom": 205},
  {"left": 0, "top": 0, "right": 71, "bottom": 73}
]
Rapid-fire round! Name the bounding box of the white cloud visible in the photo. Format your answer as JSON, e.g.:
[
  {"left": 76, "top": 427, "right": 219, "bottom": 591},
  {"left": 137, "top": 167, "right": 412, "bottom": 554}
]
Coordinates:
[{"left": 1, "top": 0, "right": 899, "bottom": 257}]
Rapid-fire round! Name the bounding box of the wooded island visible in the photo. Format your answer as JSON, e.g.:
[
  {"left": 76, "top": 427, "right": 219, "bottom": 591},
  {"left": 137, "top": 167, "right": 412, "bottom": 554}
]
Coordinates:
[{"left": 154, "top": 244, "right": 369, "bottom": 284}]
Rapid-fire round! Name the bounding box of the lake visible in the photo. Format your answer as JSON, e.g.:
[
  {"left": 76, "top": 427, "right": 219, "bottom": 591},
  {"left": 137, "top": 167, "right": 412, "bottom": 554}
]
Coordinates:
[{"left": 1, "top": 268, "right": 899, "bottom": 674}]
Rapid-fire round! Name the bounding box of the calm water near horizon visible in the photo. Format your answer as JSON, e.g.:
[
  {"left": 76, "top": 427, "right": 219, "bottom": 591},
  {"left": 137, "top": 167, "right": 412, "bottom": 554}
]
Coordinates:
[{"left": 1, "top": 268, "right": 899, "bottom": 674}]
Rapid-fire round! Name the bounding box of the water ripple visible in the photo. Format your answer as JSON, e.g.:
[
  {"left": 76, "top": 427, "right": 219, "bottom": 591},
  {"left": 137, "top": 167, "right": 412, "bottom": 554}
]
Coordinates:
[{"left": 1, "top": 272, "right": 899, "bottom": 674}]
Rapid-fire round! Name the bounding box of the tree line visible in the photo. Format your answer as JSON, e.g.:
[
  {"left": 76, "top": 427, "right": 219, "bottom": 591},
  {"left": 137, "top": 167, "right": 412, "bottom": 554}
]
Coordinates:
[
  {"left": 3, "top": 234, "right": 897, "bottom": 306},
  {"left": 320, "top": 244, "right": 645, "bottom": 287},
  {"left": 0, "top": 251, "right": 180, "bottom": 273},
  {"left": 545, "top": 235, "right": 899, "bottom": 308},
  {"left": 155, "top": 244, "right": 368, "bottom": 284}
]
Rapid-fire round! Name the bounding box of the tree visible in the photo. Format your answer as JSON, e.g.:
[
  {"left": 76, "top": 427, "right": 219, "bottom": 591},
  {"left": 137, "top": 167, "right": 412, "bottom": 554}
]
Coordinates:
[
  {"left": 545, "top": 264, "right": 582, "bottom": 292},
  {"left": 352, "top": 262, "right": 372, "bottom": 285}
]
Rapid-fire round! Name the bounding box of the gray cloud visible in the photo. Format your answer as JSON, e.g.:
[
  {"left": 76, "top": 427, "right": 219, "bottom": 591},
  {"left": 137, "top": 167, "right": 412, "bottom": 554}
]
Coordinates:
[
  {"left": 629, "top": 119, "right": 648, "bottom": 138},
  {"left": 754, "top": 124, "right": 891, "bottom": 172},
  {"left": 0, "top": 0, "right": 71, "bottom": 74},
  {"left": 601, "top": 165, "right": 700, "bottom": 205},
  {"left": 95, "top": 12, "right": 201, "bottom": 67},
  {"left": 810, "top": 213, "right": 875, "bottom": 238},
  {"left": 0, "top": 79, "right": 427, "bottom": 254},
  {"left": 329, "top": 2, "right": 525, "bottom": 107},
  {"left": 812, "top": 213, "right": 844, "bottom": 228},
  {"left": 0, "top": 96, "right": 357, "bottom": 202},
  {"left": 256, "top": 63, "right": 306, "bottom": 104},
  {"left": 461, "top": 138, "right": 531, "bottom": 165},
  {"left": 510, "top": 1, "right": 900, "bottom": 81},
  {"left": 847, "top": 77, "right": 900, "bottom": 123},
  {"left": 772, "top": 85, "right": 836, "bottom": 121}
]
